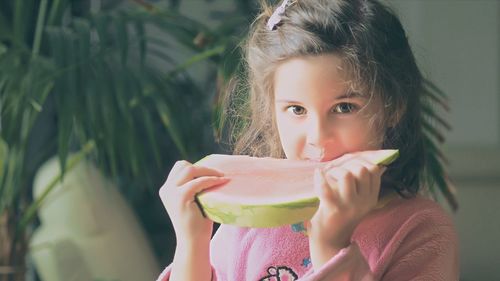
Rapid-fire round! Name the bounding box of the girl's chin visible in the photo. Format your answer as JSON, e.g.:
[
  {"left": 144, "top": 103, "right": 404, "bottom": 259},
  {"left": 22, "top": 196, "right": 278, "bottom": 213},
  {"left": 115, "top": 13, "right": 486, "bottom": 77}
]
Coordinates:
[
  {"left": 302, "top": 156, "right": 339, "bottom": 162},
  {"left": 299, "top": 152, "right": 345, "bottom": 162}
]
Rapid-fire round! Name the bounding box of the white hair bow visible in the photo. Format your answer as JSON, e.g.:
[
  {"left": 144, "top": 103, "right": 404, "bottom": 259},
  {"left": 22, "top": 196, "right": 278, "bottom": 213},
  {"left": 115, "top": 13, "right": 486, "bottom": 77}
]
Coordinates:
[{"left": 266, "top": 0, "right": 292, "bottom": 31}]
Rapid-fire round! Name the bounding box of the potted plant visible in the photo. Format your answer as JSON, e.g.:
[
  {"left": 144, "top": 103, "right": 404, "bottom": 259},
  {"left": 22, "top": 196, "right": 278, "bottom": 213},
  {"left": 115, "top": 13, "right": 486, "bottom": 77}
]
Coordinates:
[{"left": 0, "top": 0, "right": 253, "bottom": 279}]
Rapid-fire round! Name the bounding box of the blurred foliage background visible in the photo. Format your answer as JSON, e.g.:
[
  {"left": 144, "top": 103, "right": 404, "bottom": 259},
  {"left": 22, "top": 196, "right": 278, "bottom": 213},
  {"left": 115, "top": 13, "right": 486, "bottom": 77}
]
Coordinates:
[{"left": 0, "top": 0, "right": 256, "bottom": 276}]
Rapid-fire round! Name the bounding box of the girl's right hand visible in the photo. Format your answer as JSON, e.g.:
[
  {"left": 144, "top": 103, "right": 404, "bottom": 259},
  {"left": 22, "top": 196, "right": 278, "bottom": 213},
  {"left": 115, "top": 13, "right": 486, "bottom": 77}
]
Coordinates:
[{"left": 159, "top": 160, "right": 230, "bottom": 244}]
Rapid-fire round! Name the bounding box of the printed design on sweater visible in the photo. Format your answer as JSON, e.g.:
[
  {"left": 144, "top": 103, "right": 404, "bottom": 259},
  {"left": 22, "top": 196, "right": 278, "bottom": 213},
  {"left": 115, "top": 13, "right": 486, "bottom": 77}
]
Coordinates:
[
  {"left": 301, "top": 257, "right": 311, "bottom": 268},
  {"left": 258, "top": 266, "right": 298, "bottom": 281}
]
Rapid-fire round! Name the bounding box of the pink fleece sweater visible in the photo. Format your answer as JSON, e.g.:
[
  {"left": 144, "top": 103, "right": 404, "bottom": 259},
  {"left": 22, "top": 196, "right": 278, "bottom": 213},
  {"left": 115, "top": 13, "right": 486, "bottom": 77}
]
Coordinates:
[{"left": 157, "top": 196, "right": 459, "bottom": 281}]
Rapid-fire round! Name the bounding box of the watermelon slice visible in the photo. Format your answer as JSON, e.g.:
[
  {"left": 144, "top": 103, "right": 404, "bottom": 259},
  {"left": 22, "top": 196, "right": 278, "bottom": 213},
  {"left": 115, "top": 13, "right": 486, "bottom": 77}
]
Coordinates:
[{"left": 195, "top": 149, "right": 399, "bottom": 228}]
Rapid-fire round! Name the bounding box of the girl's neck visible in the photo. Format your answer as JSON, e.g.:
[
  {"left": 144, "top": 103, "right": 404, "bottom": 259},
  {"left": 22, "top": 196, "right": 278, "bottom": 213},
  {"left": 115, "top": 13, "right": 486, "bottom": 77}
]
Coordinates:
[{"left": 376, "top": 190, "right": 400, "bottom": 210}]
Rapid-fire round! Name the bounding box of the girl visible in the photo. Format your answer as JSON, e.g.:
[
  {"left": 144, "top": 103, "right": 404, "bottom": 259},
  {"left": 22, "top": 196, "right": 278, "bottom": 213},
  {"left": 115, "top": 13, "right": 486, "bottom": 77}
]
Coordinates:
[{"left": 158, "top": 0, "right": 459, "bottom": 280}]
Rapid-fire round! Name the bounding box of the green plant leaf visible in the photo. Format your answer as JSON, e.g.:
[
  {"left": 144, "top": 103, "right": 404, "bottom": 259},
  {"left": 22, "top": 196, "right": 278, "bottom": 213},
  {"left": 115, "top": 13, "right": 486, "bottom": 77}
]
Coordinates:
[
  {"left": 47, "top": 28, "right": 73, "bottom": 174},
  {"left": 141, "top": 107, "right": 162, "bottom": 168},
  {"left": 426, "top": 150, "right": 458, "bottom": 211},
  {"left": 133, "top": 20, "right": 147, "bottom": 66},
  {"left": 154, "top": 98, "right": 188, "bottom": 158},
  {"left": 424, "top": 79, "right": 448, "bottom": 100},
  {"left": 72, "top": 18, "right": 91, "bottom": 61},
  {"left": 422, "top": 119, "right": 445, "bottom": 144},
  {"left": 0, "top": 7, "right": 12, "bottom": 42},
  {"left": 420, "top": 77, "right": 457, "bottom": 211},
  {"left": 47, "top": 0, "right": 67, "bottom": 26},
  {"left": 167, "top": 45, "right": 225, "bottom": 77},
  {"left": 0, "top": 137, "right": 9, "bottom": 189},
  {"left": 421, "top": 102, "right": 451, "bottom": 131},
  {"left": 13, "top": 0, "right": 33, "bottom": 46},
  {"left": 423, "top": 137, "right": 448, "bottom": 166},
  {"left": 115, "top": 12, "right": 129, "bottom": 66},
  {"left": 32, "top": 0, "right": 49, "bottom": 59},
  {"left": 0, "top": 146, "right": 23, "bottom": 212},
  {"left": 142, "top": 11, "right": 205, "bottom": 51},
  {"left": 93, "top": 13, "right": 112, "bottom": 52},
  {"left": 0, "top": 43, "right": 7, "bottom": 57},
  {"left": 422, "top": 80, "right": 450, "bottom": 112}
]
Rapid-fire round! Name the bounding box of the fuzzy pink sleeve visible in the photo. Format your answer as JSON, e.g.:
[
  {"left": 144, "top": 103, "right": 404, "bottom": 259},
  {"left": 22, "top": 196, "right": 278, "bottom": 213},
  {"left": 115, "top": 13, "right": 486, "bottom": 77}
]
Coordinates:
[
  {"left": 300, "top": 198, "right": 459, "bottom": 281},
  {"left": 299, "top": 225, "right": 458, "bottom": 281},
  {"left": 300, "top": 243, "right": 375, "bottom": 281},
  {"left": 380, "top": 223, "right": 459, "bottom": 281},
  {"left": 156, "top": 265, "right": 217, "bottom": 281}
]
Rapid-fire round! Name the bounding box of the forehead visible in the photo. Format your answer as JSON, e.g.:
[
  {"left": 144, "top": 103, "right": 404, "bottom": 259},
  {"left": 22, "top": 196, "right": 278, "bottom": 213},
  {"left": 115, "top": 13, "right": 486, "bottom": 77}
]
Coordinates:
[{"left": 273, "top": 54, "right": 354, "bottom": 100}]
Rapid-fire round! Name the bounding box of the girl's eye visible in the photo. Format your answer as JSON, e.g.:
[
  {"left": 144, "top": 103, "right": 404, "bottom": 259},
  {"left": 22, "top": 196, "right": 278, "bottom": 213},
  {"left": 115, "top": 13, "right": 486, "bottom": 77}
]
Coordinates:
[
  {"left": 287, "top": 105, "right": 306, "bottom": 115},
  {"left": 332, "top": 103, "right": 357, "bottom": 114}
]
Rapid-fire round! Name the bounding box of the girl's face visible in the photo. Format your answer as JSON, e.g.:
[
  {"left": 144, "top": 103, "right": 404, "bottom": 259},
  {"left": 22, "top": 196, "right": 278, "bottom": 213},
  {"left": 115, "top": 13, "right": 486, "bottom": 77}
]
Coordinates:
[{"left": 273, "top": 54, "right": 385, "bottom": 161}]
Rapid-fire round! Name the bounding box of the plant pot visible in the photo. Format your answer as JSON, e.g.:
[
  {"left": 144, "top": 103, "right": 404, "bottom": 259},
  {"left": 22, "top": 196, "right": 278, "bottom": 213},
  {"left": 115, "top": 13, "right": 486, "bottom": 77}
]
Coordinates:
[
  {"left": 0, "top": 266, "right": 25, "bottom": 281},
  {"left": 0, "top": 212, "right": 27, "bottom": 281}
]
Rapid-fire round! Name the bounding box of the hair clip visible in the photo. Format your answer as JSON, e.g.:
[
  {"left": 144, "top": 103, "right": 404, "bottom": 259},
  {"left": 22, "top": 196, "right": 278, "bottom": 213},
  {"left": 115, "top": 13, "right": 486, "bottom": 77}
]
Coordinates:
[{"left": 266, "top": 0, "right": 292, "bottom": 31}]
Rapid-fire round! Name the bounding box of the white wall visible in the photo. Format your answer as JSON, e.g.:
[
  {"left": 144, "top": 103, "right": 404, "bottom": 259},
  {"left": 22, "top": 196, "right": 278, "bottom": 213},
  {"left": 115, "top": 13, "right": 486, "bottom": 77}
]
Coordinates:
[{"left": 388, "top": 1, "right": 500, "bottom": 280}]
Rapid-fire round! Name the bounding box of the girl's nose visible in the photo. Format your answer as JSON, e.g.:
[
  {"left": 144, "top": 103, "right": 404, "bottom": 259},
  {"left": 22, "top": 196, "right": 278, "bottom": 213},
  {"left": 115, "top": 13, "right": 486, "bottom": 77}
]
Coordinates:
[{"left": 306, "top": 116, "right": 333, "bottom": 149}]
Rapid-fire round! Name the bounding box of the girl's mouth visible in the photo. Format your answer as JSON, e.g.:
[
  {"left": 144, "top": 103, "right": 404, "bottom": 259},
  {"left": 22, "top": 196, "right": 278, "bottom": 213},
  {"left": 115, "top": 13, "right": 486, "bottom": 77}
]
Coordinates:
[
  {"left": 302, "top": 145, "right": 345, "bottom": 162},
  {"left": 302, "top": 145, "right": 325, "bottom": 162}
]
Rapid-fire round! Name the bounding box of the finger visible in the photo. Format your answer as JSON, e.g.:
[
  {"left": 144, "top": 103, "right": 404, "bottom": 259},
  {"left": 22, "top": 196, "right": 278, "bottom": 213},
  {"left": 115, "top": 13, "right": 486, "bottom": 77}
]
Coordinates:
[
  {"left": 171, "top": 160, "right": 191, "bottom": 175},
  {"left": 325, "top": 167, "right": 356, "bottom": 203},
  {"left": 162, "top": 160, "right": 191, "bottom": 187},
  {"left": 345, "top": 156, "right": 387, "bottom": 195},
  {"left": 359, "top": 158, "right": 387, "bottom": 197},
  {"left": 354, "top": 156, "right": 387, "bottom": 177},
  {"left": 159, "top": 161, "right": 190, "bottom": 199},
  {"left": 314, "top": 168, "right": 339, "bottom": 207},
  {"left": 175, "top": 165, "right": 225, "bottom": 186},
  {"left": 369, "top": 165, "right": 386, "bottom": 197},
  {"left": 341, "top": 159, "right": 374, "bottom": 197},
  {"left": 180, "top": 176, "right": 230, "bottom": 203}
]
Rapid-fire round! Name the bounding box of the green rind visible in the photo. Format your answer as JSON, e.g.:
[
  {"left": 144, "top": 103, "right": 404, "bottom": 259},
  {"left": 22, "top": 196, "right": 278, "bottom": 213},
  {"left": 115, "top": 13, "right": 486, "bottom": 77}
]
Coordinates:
[
  {"left": 199, "top": 196, "right": 319, "bottom": 228},
  {"left": 196, "top": 149, "right": 399, "bottom": 228},
  {"left": 375, "top": 149, "right": 399, "bottom": 166}
]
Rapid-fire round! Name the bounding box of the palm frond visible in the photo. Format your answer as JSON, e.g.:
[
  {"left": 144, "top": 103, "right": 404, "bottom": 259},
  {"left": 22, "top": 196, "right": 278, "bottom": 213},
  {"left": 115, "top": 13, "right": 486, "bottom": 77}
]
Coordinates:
[
  {"left": 421, "top": 79, "right": 458, "bottom": 211},
  {"left": 1, "top": 1, "right": 222, "bottom": 226}
]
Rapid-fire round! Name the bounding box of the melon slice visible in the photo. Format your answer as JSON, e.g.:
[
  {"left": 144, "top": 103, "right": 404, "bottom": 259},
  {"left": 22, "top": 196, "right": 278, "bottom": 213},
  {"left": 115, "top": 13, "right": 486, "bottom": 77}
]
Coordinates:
[{"left": 196, "top": 149, "right": 399, "bottom": 228}]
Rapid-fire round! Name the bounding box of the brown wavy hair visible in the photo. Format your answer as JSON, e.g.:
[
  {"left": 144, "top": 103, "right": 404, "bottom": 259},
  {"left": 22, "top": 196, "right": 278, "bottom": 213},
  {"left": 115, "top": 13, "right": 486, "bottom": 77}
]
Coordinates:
[{"left": 223, "top": 0, "right": 426, "bottom": 198}]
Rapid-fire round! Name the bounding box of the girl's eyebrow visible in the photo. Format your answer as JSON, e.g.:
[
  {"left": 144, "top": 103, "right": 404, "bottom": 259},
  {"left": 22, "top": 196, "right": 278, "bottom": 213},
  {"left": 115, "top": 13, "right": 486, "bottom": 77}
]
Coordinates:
[
  {"left": 275, "top": 99, "right": 303, "bottom": 103},
  {"left": 336, "top": 91, "right": 366, "bottom": 100},
  {"left": 275, "top": 92, "right": 366, "bottom": 103}
]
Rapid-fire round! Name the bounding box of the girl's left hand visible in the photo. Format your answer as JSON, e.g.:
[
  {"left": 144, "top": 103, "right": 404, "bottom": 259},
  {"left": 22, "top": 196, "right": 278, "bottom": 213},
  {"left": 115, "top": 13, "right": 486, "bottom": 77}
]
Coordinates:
[{"left": 306, "top": 154, "right": 387, "bottom": 266}]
